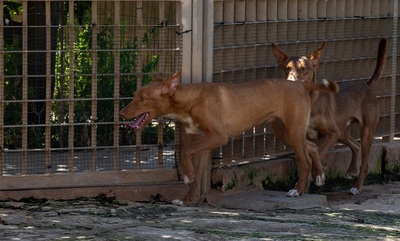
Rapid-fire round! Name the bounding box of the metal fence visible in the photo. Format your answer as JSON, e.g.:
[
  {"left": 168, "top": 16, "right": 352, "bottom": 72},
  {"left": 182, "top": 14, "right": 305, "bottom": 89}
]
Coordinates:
[
  {"left": 0, "top": 0, "right": 399, "bottom": 198},
  {"left": 0, "top": 0, "right": 182, "bottom": 194},
  {"left": 211, "top": 0, "right": 399, "bottom": 166}
]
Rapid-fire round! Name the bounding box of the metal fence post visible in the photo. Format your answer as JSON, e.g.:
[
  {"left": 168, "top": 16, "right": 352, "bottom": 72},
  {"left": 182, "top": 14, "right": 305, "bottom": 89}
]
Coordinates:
[{"left": 181, "top": 0, "right": 214, "bottom": 197}]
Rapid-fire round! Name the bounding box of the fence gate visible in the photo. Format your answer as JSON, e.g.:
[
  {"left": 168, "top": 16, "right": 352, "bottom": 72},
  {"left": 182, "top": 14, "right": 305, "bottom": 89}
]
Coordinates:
[{"left": 0, "top": 0, "right": 197, "bottom": 201}]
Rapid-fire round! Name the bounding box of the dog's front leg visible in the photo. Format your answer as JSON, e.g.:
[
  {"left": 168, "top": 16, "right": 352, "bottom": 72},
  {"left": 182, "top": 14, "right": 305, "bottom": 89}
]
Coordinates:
[
  {"left": 173, "top": 131, "right": 228, "bottom": 206},
  {"left": 175, "top": 150, "right": 210, "bottom": 206}
]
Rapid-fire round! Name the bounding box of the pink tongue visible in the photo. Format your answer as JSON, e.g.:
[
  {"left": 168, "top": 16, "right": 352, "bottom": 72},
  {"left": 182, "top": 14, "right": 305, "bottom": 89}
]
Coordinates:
[{"left": 124, "top": 113, "right": 147, "bottom": 129}]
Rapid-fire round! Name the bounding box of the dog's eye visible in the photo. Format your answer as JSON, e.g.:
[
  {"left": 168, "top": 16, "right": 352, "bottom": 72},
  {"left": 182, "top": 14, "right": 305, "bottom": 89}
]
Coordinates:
[{"left": 139, "top": 96, "right": 145, "bottom": 102}]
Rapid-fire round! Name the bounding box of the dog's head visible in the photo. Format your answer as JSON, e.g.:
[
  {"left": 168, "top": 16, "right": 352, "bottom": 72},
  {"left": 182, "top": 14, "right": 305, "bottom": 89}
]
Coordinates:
[
  {"left": 271, "top": 43, "right": 325, "bottom": 83},
  {"left": 119, "top": 72, "right": 180, "bottom": 131}
]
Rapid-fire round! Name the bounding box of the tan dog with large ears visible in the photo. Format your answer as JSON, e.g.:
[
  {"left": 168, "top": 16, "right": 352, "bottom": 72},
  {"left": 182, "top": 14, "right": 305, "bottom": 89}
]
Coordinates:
[
  {"left": 120, "top": 73, "right": 339, "bottom": 205},
  {"left": 272, "top": 42, "right": 325, "bottom": 82},
  {"left": 272, "top": 39, "right": 387, "bottom": 195},
  {"left": 272, "top": 42, "right": 340, "bottom": 182}
]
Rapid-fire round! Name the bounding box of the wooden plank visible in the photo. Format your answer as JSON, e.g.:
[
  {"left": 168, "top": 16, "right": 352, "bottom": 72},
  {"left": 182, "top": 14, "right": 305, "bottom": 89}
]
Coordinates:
[
  {"left": 336, "top": 0, "right": 345, "bottom": 18},
  {"left": 317, "top": 0, "right": 327, "bottom": 19},
  {"left": 345, "top": 0, "right": 354, "bottom": 18},
  {"left": 267, "top": 0, "right": 278, "bottom": 21},
  {"left": 246, "top": 0, "right": 256, "bottom": 22},
  {"left": 224, "top": 0, "right": 234, "bottom": 23},
  {"left": 214, "top": 1, "right": 223, "bottom": 23},
  {"left": 362, "top": 0, "right": 372, "bottom": 17},
  {"left": 0, "top": 169, "right": 179, "bottom": 190},
  {"left": 354, "top": 0, "right": 363, "bottom": 17},
  {"left": 256, "top": 0, "right": 267, "bottom": 21},
  {"left": 277, "top": 0, "right": 288, "bottom": 20},
  {"left": 307, "top": 0, "right": 318, "bottom": 19},
  {"left": 234, "top": 0, "right": 245, "bottom": 22},
  {"left": 371, "top": 0, "right": 380, "bottom": 17},
  {"left": 298, "top": 0, "right": 308, "bottom": 20},
  {"left": 326, "top": 0, "right": 336, "bottom": 19},
  {"left": 287, "top": 0, "right": 298, "bottom": 20},
  {"left": 379, "top": 0, "right": 389, "bottom": 17},
  {"left": 0, "top": 182, "right": 187, "bottom": 203}
]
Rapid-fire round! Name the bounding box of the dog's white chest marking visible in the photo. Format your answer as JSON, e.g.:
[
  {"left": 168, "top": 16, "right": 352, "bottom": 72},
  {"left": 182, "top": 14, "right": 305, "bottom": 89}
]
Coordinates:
[
  {"left": 166, "top": 114, "right": 200, "bottom": 135},
  {"left": 182, "top": 116, "right": 200, "bottom": 134}
]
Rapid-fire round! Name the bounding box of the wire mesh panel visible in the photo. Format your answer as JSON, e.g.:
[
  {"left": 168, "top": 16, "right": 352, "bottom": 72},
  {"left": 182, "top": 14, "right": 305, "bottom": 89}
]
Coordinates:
[
  {"left": 0, "top": 1, "right": 182, "bottom": 188},
  {"left": 212, "top": 0, "right": 399, "bottom": 166}
]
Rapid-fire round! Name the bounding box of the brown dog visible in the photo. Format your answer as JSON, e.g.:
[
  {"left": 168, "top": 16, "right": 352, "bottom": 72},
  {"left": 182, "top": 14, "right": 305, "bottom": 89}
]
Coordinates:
[
  {"left": 120, "top": 73, "right": 339, "bottom": 205},
  {"left": 272, "top": 38, "right": 387, "bottom": 195}
]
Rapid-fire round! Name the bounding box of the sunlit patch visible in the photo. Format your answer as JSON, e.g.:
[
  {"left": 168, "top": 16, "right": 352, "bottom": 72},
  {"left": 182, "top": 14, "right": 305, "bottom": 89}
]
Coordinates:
[
  {"left": 210, "top": 211, "right": 240, "bottom": 216},
  {"left": 180, "top": 220, "right": 192, "bottom": 223}
]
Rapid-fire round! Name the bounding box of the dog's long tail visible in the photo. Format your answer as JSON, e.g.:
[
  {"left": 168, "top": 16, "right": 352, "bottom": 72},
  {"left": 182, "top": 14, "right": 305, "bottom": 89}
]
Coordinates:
[
  {"left": 301, "top": 79, "right": 339, "bottom": 93},
  {"left": 367, "top": 38, "right": 387, "bottom": 86}
]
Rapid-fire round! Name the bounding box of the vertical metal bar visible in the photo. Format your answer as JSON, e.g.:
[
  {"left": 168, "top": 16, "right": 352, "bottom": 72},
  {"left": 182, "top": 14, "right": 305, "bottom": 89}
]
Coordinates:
[
  {"left": 0, "top": 0, "right": 4, "bottom": 176},
  {"left": 157, "top": 1, "right": 165, "bottom": 168},
  {"left": 68, "top": 0, "right": 75, "bottom": 173},
  {"left": 192, "top": 0, "right": 204, "bottom": 81},
  {"left": 91, "top": 1, "right": 98, "bottom": 171},
  {"left": 45, "top": 0, "right": 52, "bottom": 174},
  {"left": 21, "top": 0, "right": 28, "bottom": 175},
  {"left": 203, "top": 0, "right": 213, "bottom": 82},
  {"left": 135, "top": 1, "right": 143, "bottom": 169},
  {"left": 181, "top": 0, "right": 192, "bottom": 82},
  {"left": 114, "top": 0, "right": 121, "bottom": 171},
  {"left": 390, "top": 0, "right": 398, "bottom": 142}
]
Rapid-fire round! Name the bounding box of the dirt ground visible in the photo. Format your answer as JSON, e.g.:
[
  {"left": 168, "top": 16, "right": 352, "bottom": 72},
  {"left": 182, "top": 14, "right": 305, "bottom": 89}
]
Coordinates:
[{"left": 1, "top": 182, "right": 400, "bottom": 241}]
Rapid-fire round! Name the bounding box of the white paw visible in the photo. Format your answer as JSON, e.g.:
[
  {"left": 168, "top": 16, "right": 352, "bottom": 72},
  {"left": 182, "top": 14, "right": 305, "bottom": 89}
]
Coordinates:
[
  {"left": 315, "top": 174, "right": 326, "bottom": 187},
  {"left": 349, "top": 187, "right": 359, "bottom": 195},
  {"left": 172, "top": 199, "right": 185, "bottom": 206},
  {"left": 287, "top": 189, "right": 300, "bottom": 197},
  {"left": 346, "top": 173, "right": 357, "bottom": 179},
  {"left": 183, "top": 175, "right": 191, "bottom": 184}
]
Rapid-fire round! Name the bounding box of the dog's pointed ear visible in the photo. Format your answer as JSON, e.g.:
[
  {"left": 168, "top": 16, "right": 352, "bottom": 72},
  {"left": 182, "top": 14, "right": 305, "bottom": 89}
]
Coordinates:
[
  {"left": 309, "top": 42, "right": 325, "bottom": 67},
  {"left": 161, "top": 72, "right": 181, "bottom": 95},
  {"left": 271, "top": 43, "right": 289, "bottom": 69}
]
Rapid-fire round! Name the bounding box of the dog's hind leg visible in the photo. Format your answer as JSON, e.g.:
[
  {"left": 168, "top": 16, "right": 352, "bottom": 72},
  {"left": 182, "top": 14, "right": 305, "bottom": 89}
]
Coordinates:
[
  {"left": 351, "top": 118, "right": 378, "bottom": 195},
  {"left": 305, "top": 140, "right": 325, "bottom": 186},
  {"left": 272, "top": 121, "right": 324, "bottom": 187},
  {"left": 338, "top": 128, "right": 361, "bottom": 180}
]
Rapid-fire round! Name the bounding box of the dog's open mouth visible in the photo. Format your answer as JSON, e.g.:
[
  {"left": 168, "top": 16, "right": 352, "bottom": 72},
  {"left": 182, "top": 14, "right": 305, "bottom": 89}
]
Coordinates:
[{"left": 124, "top": 112, "right": 149, "bottom": 130}]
